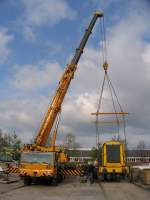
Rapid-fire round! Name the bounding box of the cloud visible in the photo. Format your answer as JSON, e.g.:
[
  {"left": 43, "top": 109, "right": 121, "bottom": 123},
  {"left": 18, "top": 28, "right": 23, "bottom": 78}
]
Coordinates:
[
  {"left": 23, "top": 26, "right": 36, "bottom": 42},
  {"left": 142, "top": 44, "right": 150, "bottom": 66},
  {"left": 0, "top": 27, "right": 13, "bottom": 64},
  {"left": 106, "top": 4, "right": 150, "bottom": 131},
  {"left": 21, "top": 0, "right": 76, "bottom": 40},
  {"left": 71, "top": 48, "right": 101, "bottom": 94},
  {"left": 58, "top": 2, "right": 150, "bottom": 148},
  {"left": 1, "top": 0, "right": 150, "bottom": 148},
  {"left": 7, "top": 4, "right": 150, "bottom": 146},
  {"left": 0, "top": 96, "right": 49, "bottom": 142},
  {"left": 11, "top": 61, "right": 62, "bottom": 90},
  {"left": 0, "top": 93, "right": 98, "bottom": 146}
]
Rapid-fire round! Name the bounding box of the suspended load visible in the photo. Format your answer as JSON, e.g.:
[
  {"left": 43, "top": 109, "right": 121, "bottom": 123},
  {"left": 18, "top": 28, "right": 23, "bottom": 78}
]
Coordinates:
[{"left": 91, "top": 16, "right": 129, "bottom": 181}]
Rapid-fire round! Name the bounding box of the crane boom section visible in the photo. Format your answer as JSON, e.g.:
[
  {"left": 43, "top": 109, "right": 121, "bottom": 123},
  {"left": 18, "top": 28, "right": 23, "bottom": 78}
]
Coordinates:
[{"left": 35, "top": 11, "right": 103, "bottom": 146}]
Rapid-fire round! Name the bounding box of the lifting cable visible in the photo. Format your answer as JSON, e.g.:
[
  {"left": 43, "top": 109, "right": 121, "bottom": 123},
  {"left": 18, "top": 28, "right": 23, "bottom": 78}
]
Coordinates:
[
  {"left": 95, "top": 16, "right": 107, "bottom": 148},
  {"left": 55, "top": 110, "right": 61, "bottom": 132},
  {"left": 107, "top": 74, "right": 127, "bottom": 145},
  {"left": 96, "top": 73, "right": 106, "bottom": 148},
  {"left": 95, "top": 16, "right": 127, "bottom": 149},
  {"left": 51, "top": 110, "right": 62, "bottom": 146}
]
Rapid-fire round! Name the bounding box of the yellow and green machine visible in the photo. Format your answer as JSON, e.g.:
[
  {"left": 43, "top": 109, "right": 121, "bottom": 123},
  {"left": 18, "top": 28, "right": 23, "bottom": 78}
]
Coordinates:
[{"left": 98, "top": 140, "right": 129, "bottom": 180}]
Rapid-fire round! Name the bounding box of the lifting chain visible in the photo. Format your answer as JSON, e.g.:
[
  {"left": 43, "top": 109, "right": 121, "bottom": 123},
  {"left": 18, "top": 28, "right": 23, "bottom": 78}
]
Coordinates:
[{"left": 95, "top": 17, "right": 127, "bottom": 149}]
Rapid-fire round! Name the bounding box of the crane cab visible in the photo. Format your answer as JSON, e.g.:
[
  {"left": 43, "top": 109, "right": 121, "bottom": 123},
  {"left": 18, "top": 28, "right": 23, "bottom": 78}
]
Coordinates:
[
  {"left": 20, "top": 151, "right": 58, "bottom": 185},
  {"left": 19, "top": 145, "right": 68, "bottom": 185}
]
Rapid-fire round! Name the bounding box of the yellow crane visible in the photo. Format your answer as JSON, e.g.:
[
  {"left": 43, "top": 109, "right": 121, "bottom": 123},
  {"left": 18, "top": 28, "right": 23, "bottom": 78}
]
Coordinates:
[{"left": 19, "top": 11, "right": 104, "bottom": 185}]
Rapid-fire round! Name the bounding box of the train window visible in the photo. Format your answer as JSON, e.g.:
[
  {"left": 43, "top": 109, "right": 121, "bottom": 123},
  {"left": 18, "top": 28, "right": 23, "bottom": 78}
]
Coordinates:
[{"left": 106, "top": 145, "right": 120, "bottom": 163}]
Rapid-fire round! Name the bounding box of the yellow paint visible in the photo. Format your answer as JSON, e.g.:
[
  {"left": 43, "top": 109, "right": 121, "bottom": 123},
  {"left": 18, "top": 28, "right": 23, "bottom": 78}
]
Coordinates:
[
  {"left": 99, "top": 140, "right": 129, "bottom": 175},
  {"left": 20, "top": 163, "right": 56, "bottom": 177}
]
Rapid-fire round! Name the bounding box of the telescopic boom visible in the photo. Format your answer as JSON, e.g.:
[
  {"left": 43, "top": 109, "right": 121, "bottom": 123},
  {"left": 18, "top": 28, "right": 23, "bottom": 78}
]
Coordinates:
[{"left": 35, "top": 11, "right": 103, "bottom": 146}]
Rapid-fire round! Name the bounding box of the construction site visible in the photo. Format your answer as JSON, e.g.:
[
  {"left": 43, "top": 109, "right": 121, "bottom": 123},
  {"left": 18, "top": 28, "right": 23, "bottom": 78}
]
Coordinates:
[{"left": 0, "top": 1, "right": 150, "bottom": 200}]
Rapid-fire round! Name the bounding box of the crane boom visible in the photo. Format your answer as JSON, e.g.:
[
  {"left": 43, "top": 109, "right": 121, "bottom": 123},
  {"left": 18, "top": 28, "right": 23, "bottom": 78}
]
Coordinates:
[{"left": 35, "top": 11, "right": 103, "bottom": 146}]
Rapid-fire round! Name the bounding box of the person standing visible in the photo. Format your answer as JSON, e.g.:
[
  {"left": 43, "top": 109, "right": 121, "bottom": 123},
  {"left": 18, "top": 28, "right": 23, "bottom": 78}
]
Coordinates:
[{"left": 87, "top": 161, "right": 95, "bottom": 184}]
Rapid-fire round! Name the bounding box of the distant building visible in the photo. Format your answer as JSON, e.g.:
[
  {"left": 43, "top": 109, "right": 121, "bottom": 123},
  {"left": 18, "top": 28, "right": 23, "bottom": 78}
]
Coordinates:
[
  {"left": 126, "top": 150, "right": 150, "bottom": 164},
  {"left": 66, "top": 148, "right": 92, "bottom": 163},
  {"left": 67, "top": 148, "right": 150, "bottom": 164}
]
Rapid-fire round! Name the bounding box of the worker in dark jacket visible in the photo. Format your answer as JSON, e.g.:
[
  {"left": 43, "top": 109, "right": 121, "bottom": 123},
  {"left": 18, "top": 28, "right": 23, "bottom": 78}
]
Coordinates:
[{"left": 87, "top": 162, "right": 95, "bottom": 184}]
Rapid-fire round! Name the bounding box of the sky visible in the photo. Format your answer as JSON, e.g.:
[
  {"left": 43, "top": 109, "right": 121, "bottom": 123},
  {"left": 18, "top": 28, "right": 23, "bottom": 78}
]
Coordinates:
[{"left": 0, "top": 0, "right": 150, "bottom": 149}]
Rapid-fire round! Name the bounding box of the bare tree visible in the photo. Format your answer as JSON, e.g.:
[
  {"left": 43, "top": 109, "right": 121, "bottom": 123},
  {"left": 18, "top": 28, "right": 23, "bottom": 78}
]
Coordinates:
[
  {"left": 136, "top": 140, "right": 146, "bottom": 157},
  {"left": 64, "top": 133, "right": 80, "bottom": 149},
  {"left": 137, "top": 140, "right": 146, "bottom": 150},
  {"left": 0, "top": 129, "right": 21, "bottom": 161}
]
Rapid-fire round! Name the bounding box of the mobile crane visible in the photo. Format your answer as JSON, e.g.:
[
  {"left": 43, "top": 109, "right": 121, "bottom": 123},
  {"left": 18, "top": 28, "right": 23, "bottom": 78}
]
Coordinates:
[{"left": 19, "top": 11, "right": 104, "bottom": 185}]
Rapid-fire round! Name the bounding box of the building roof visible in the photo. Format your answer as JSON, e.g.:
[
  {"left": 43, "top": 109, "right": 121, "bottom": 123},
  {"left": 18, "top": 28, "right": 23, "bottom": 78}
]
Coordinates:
[
  {"left": 126, "top": 150, "right": 150, "bottom": 157},
  {"left": 66, "top": 149, "right": 150, "bottom": 158},
  {"left": 66, "top": 149, "right": 92, "bottom": 157}
]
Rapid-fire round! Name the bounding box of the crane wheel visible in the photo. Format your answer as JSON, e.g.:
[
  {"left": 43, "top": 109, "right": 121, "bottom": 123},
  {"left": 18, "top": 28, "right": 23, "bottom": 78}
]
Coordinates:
[
  {"left": 57, "top": 173, "right": 63, "bottom": 183},
  {"left": 23, "top": 177, "right": 32, "bottom": 186},
  {"left": 52, "top": 177, "right": 58, "bottom": 186}
]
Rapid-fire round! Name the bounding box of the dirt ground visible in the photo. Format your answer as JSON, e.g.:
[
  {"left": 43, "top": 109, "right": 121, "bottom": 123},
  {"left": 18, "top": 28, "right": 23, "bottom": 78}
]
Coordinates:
[{"left": 0, "top": 177, "right": 149, "bottom": 200}]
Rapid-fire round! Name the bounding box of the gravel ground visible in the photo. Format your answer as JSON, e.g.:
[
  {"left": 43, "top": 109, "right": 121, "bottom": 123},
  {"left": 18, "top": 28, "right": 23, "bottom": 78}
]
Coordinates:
[{"left": 0, "top": 177, "right": 149, "bottom": 200}]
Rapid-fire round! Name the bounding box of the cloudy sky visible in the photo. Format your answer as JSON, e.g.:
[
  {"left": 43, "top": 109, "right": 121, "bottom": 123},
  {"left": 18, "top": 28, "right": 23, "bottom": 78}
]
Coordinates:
[{"left": 0, "top": 0, "right": 150, "bottom": 149}]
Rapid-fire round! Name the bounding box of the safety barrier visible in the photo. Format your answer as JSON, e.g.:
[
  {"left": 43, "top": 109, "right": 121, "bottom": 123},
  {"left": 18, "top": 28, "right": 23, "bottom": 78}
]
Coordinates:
[
  {"left": 59, "top": 167, "right": 86, "bottom": 176},
  {"left": 6, "top": 166, "right": 87, "bottom": 176},
  {"left": 6, "top": 166, "right": 20, "bottom": 174}
]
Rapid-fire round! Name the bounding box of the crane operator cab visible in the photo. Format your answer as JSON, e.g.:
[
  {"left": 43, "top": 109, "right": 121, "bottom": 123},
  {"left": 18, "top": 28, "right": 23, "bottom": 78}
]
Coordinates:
[{"left": 20, "top": 150, "right": 59, "bottom": 185}]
